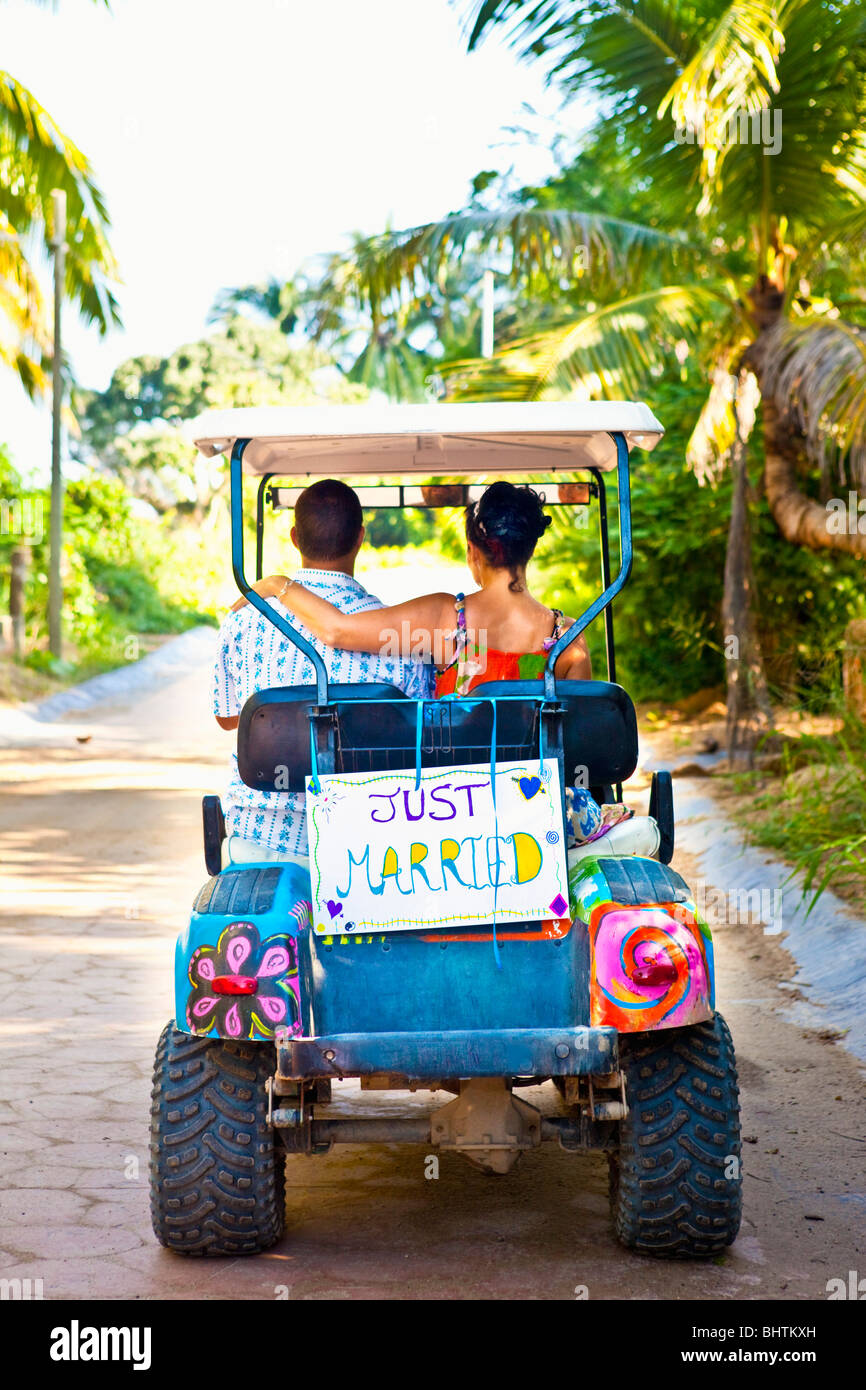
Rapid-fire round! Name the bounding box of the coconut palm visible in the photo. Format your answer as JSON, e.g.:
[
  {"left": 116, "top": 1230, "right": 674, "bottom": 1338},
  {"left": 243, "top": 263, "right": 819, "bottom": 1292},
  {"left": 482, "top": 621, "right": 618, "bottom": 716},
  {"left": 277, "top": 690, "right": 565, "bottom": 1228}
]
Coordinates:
[
  {"left": 303, "top": 206, "right": 701, "bottom": 416},
  {"left": 304, "top": 3, "right": 866, "bottom": 554},
  {"left": 1, "top": 3, "right": 119, "bottom": 395},
  {"left": 454, "top": 0, "right": 866, "bottom": 556},
  {"left": 295, "top": 0, "right": 866, "bottom": 755},
  {"left": 209, "top": 276, "right": 304, "bottom": 337}
]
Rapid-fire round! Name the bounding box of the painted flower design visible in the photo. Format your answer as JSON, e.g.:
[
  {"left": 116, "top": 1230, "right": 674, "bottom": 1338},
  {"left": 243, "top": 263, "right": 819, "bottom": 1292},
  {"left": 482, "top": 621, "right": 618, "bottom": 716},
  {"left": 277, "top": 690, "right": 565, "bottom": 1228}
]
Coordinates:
[{"left": 186, "top": 920, "right": 301, "bottom": 1040}]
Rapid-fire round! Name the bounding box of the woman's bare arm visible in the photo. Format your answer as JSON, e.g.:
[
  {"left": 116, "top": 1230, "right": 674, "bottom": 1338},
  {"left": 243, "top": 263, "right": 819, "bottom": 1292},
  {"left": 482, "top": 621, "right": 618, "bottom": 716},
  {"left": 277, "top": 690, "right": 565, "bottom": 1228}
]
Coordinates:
[
  {"left": 554, "top": 621, "right": 593, "bottom": 681},
  {"left": 232, "top": 575, "right": 456, "bottom": 659}
]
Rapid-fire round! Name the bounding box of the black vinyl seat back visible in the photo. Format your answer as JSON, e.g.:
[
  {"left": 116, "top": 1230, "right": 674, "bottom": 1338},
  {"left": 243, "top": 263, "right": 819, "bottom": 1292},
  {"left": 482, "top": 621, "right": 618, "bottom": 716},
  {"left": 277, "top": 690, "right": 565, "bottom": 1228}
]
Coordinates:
[
  {"left": 238, "top": 683, "right": 408, "bottom": 792},
  {"left": 237, "top": 678, "right": 638, "bottom": 794},
  {"left": 469, "top": 679, "right": 638, "bottom": 786}
]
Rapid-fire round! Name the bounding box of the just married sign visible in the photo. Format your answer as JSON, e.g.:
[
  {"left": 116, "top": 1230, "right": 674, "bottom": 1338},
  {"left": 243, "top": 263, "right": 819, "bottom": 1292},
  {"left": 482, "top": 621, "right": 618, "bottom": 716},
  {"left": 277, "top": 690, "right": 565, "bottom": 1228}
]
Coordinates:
[{"left": 306, "top": 759, "right": 568, "bottom": 934}]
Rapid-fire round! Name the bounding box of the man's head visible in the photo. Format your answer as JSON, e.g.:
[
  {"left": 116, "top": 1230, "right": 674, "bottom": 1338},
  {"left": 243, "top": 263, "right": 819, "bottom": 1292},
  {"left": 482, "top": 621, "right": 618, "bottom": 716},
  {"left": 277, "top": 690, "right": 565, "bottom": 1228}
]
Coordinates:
[{"left": 291, "top": 479, "right": 365, "bottom": 573}]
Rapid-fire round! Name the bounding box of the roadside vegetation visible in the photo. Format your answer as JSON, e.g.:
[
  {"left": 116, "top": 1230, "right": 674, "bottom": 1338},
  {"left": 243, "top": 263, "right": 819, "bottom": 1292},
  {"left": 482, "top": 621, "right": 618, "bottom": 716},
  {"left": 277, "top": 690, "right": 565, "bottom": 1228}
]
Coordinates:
[
  {"left": 637, "top": 688, "right": 866, "bottom": 916},
  {"left": 0, "top": 445, "right": 210, "bottom": 690},
  {"left": 730, "top": 713, "right": 866, "bottom": 915}
]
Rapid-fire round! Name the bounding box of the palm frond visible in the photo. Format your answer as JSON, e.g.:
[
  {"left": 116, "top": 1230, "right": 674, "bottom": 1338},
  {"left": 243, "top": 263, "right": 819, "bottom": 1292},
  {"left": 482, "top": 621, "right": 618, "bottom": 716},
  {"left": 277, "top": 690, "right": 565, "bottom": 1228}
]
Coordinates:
[
  {"left": 663, "top": 0, "right": 866, "bottom": 226},
  {"left": 462, "top": 2, "right": 583, "bottom": 57},
  {"left": 346, "top": 335, "right": 431, "bottom": 403},
  {"left": 797, "top": 203, "right": 866, "bottom": 288},
  {"left": 463, "top": 0, "right": 690, "bottom": 74},
  {"left": 0, "top": 69, "right": 119, "bottom": 375},
  {"left": 0, "top": 213, "right": 49, "bottom": 394},
  {"left": 658, "top": 1, "right": 789, "bottom": 125},
  {"left": 208, "top": 277, "right": 304, "bottom": 334},
  {"left": 444, "top": 284, "right": 733, "bottom": 401},
  {"left": 462, "top": 0, "right": 704, "bottom": 212},
  {"left": 0, "top": 72, "right": 111, "bottom": 231},
  {"left": 686, "top": 344, "right": 755, "bottom": 482},
  {"left": 309, "top": 206, "right": 694, "bottom": 338},
  {"left": 462, "top": 1, "right": 866, "bottom": 245},
  {"left": 758, "top": 316, "right": 866, "bottom": 488}
]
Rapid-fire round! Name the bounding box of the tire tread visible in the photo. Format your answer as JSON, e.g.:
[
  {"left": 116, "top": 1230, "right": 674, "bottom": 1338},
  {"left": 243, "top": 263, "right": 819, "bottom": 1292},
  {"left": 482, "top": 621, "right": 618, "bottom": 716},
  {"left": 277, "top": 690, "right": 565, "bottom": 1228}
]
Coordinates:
[
  {"left": 609, "top": 1013, "right": 742, "bottom": 1258},
  {"left": 150, "top": 1022, "right": 285, "bottom": 1256}
]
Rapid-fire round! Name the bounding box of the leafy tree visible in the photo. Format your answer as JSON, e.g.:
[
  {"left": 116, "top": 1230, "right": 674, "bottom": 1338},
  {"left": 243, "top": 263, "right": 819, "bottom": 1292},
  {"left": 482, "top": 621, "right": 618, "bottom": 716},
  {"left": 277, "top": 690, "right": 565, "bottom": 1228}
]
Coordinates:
[
  {"left": 455, "top": 0, "right": 866, "bottom": 753},
  {"left": 533, "top": 370, "right": 864, "bottom": 703},
  {"left": 362, "top": 506, "right": 436, "bottom": 549},
  {"left": 304, "top": 205, "right": 689, "bottom": 395},
  {"left": 220, "top": 235, "right": 503, "bottom": 403},
  {"left": 72, "top": 317, "right": 367, "bottom": 516}
]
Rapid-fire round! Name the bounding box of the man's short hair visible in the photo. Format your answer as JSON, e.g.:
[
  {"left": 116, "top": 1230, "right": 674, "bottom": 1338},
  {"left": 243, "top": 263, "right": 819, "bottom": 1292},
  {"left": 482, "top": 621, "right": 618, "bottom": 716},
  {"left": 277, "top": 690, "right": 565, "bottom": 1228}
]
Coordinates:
[{"left": 294, "top": 479, "right": 363, "bottom": 561}]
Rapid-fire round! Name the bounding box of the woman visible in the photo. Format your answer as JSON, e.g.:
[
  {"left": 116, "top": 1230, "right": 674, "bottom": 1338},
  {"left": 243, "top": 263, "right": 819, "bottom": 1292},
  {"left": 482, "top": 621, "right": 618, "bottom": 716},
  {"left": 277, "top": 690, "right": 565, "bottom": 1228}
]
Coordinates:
[{"left": 234, "top": 481, "right": 591, "bottom": 693}]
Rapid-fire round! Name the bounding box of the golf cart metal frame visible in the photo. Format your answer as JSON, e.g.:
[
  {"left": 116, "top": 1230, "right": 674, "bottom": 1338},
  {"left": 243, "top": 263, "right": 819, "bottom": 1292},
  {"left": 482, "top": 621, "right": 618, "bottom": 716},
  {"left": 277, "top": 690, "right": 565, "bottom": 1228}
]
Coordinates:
[
  {"left": 150, "top": 403, "right": 742, "bottom": 1259},
  {"left": 251, "top": 457, "right": 624, "bottom": 684}
]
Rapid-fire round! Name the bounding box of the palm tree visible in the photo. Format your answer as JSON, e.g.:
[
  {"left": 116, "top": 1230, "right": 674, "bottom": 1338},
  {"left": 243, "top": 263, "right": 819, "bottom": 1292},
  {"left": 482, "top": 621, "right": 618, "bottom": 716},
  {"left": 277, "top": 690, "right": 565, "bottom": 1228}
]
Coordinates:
[
  {"left": 455, "top": 0, "right": 866, "bottom": 555},
  {"left": 1, "top": 2, "right": 118, "bottom": 395},
  {"left": 306, "top": 0, "right": 866, "bottom": 549},
  {"left": 305, "top": 207, "right": 696, "bottom": 404},
  {"left": 299, "top": 0, "right": 866, "bottom": 757},
  {"left": 456, "top": 1, "right": 866, "bottom": 751},
  {"left": 209, "top": 276, "right": 303, "bottom": 336}
]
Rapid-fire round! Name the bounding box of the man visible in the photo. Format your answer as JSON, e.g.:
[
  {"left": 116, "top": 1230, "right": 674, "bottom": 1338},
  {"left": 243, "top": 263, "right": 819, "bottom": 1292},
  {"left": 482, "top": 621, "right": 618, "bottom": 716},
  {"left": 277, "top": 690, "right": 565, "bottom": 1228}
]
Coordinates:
[{"left": 212, "top": 478, "right": 430, "bottom": 863}]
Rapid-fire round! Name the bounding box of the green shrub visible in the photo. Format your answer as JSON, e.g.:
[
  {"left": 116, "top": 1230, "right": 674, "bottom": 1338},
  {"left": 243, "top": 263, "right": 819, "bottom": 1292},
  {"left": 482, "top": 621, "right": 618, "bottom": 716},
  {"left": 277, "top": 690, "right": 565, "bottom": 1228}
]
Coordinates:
[{"left": 3, "top": 469, "right": 213, "bottom": 681}]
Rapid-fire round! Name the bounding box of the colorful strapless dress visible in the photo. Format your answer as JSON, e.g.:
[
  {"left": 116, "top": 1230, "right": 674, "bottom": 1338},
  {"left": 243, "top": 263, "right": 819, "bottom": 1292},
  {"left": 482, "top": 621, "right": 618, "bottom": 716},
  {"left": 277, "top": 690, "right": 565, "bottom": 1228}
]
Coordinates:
[{"left": 434, "top": 593, "right": 564, "bottom": 697}]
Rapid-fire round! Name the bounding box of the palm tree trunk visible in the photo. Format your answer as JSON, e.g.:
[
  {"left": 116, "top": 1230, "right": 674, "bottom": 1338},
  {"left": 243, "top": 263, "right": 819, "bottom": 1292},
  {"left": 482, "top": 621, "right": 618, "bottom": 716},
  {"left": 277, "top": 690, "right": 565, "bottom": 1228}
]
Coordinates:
[
  {"left": 723, "top": 373, "right": 774, "bottom": 766},
  {"left": 762, "top": 395, "right": 866, "bottom": 555},
  {"left": 746, "top": 268, "right": 866, "bottom": 556},
  {"left": 843, "top": 619, "right": 866, "bottom": 720}
]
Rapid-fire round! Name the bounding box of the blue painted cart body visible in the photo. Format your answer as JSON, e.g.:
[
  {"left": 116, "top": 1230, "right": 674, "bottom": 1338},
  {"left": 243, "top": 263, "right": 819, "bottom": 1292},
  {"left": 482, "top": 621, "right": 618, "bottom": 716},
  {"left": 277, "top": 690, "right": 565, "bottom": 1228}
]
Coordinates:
[{"left": 175, "top": 856, "right": 616, "bottom": 1075}]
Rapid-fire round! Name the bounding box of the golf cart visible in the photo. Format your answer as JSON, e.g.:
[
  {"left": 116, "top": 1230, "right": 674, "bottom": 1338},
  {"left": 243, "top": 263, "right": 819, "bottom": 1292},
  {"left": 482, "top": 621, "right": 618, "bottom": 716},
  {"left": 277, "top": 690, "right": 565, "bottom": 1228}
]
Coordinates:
[{"left": 149, "top": 402, "right": 742, "bottom": 1259}]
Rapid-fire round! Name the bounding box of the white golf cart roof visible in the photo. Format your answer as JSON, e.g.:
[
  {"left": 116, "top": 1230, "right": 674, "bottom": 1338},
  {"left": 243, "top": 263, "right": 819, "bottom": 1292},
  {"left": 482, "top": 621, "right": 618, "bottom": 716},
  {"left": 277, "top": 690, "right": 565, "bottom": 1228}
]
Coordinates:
[{"left": 188, "top": 401, "right": 663, "bottom": 476}]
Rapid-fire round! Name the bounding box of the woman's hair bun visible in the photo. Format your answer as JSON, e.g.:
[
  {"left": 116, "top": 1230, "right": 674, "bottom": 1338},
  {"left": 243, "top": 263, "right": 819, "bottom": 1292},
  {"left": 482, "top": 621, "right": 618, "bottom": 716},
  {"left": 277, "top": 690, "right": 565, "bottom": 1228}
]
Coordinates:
[{"left": 465, "top": 481, "right": 552, "bottom": 590}]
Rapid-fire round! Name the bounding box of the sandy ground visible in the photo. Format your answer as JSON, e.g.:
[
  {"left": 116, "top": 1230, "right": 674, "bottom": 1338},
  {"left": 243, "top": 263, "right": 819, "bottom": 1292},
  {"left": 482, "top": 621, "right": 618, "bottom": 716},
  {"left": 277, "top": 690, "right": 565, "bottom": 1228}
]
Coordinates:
[{"left": 0, "top": 631, "right": 864, "bottom": 1301}]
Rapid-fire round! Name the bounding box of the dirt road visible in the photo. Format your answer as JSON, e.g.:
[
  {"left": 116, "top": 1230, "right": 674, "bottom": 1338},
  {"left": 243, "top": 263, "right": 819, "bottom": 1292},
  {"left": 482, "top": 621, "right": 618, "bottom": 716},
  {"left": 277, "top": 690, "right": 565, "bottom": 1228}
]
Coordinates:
[{"left": 0, "top": 633, "right": 863, "bottom": 1301}]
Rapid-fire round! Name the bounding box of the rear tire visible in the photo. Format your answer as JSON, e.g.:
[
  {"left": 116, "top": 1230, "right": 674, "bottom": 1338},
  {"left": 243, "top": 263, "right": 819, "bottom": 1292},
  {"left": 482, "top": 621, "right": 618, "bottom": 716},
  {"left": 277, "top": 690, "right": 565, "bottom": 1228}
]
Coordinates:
[
  {"left": 150, "top": 1022, "right": 285, "bottom": 1256},
  {"left": 609, "top": 1013, "right": 742, "bottom": 1258}
]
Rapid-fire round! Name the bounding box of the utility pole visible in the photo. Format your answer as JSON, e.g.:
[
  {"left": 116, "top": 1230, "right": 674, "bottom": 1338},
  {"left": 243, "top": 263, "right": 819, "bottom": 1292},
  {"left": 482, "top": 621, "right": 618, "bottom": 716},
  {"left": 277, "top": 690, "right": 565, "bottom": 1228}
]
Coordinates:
[
  {"left": 481, "top": 268, "right": 495, "bottom": 358},
  {"left": 49, "top": 188, "right": 66, "bottom": 659}
]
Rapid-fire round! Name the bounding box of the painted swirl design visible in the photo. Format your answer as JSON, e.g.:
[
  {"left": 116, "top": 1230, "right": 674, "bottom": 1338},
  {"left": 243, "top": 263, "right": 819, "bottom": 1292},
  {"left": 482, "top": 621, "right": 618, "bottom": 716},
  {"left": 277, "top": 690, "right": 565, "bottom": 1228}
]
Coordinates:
[{"left": 589, "top": 904, "right": 713, "bottom": 1031}]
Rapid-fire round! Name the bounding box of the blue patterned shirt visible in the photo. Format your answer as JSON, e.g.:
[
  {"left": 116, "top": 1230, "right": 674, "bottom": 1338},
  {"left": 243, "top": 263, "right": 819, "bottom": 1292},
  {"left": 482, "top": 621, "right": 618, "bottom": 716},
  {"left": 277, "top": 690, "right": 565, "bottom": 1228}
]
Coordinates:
[{"left": 212, "top": 569, "right": 431, "bottom": 854}]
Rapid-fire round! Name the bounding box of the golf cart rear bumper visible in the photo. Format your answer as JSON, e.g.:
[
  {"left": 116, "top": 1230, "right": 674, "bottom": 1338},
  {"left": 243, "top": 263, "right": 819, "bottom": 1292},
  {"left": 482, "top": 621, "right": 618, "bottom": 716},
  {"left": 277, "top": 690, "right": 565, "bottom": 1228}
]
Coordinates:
[{"left": 275, "top": 1025, "right": 618, "bottom": 1079}]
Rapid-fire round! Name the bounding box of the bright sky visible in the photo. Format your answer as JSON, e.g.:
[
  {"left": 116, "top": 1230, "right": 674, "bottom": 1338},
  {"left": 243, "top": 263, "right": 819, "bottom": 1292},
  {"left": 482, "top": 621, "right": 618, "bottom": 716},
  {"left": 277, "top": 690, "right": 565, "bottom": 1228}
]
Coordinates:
[{"left": 1, "top": 0, "right": 581, "bottom": 478}]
